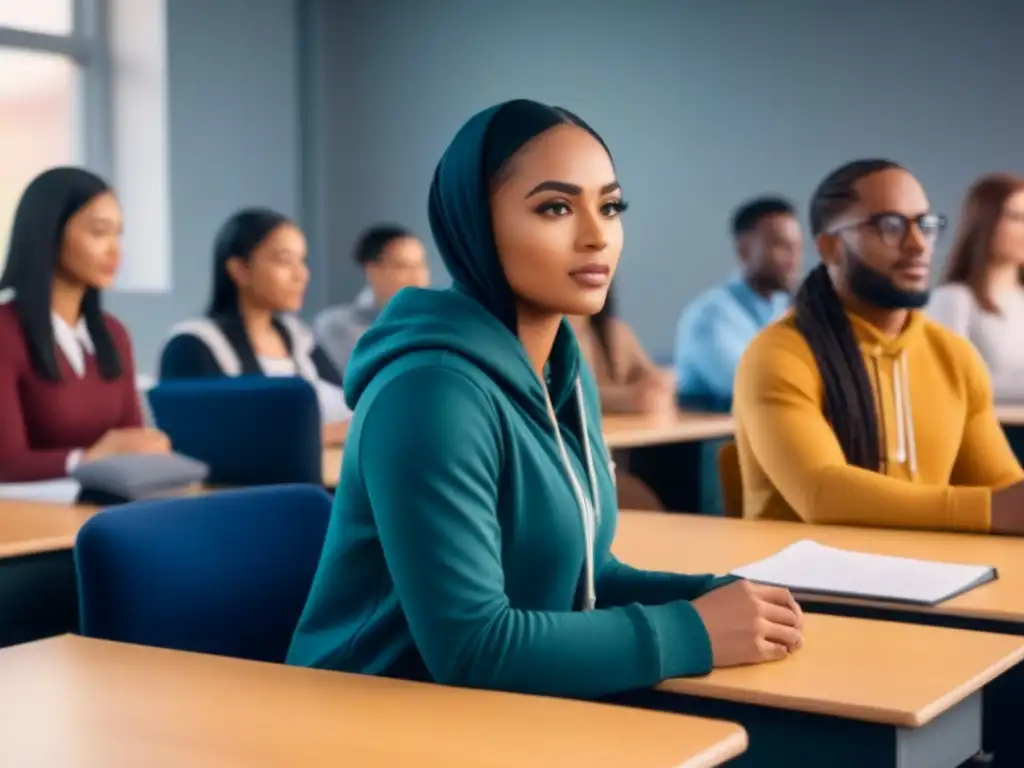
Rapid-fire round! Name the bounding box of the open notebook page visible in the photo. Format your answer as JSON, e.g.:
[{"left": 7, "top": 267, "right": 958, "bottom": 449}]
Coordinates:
[{"left": 730, "top": 539, "right": 996, "bottom": 606}]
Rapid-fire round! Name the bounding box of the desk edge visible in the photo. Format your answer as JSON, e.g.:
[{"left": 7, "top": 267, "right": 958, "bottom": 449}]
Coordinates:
[{"left": 677, "top": 726, "right": 748, "bottom": 768}]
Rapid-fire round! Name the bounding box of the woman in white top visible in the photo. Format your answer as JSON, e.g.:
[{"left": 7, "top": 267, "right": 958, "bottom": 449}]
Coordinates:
[
  {"left": 158, "top": 208, "right": 351, "bottom": 444},
  {"left": 929, "top": 173, "right": 1024, "bottom": 401}
]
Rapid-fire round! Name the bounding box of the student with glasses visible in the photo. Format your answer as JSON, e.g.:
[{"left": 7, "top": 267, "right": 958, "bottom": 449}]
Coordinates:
[{"left": 732, "top": 159, "right": 1024, "bottom": 532}]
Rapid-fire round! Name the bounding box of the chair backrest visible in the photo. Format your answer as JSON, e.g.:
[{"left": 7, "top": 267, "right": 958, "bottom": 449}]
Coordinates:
[
  {"left": 75, "top": 485, "right": 332, "bottom": 663},
  {"left": 717, "top": 441, "right": 743, "bottom": 518},
  {"left": 148, "top": 377, "right": 322, "bottom": 486}
]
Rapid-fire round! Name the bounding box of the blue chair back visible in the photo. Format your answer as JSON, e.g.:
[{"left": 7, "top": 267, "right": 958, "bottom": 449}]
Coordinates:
[
  {"left": 75, "top": 485, "right": 331, "bottom": 663},
  {"left": 148, "top": 377, "right": 322, "bottom": 486}
]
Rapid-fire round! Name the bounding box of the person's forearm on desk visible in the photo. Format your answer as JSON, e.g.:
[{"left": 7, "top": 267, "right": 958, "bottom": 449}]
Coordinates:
[
  {"left": 596, "top": 556, "right": 738, "bottom": 607},
  {"left": 361, "top": 369, "right": 719, "bottom": 698}
]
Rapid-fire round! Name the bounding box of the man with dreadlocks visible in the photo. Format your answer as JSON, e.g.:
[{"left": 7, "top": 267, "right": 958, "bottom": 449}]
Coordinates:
[{"left": 733, "top": 159, "right": 1024, "bottom": 533}]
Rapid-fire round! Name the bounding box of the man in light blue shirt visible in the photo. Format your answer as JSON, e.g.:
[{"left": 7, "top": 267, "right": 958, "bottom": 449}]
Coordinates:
[
  {"left": 675, "top": 197, "right": 803, "bottom": 412},
  {"left": 314, "top": 225, "right": 430, "bottom": 375}
]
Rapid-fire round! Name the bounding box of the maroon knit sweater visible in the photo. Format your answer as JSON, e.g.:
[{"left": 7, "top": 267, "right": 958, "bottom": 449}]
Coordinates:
[{"left": 0, "top": 303, "right": 142, "bottom": 482}]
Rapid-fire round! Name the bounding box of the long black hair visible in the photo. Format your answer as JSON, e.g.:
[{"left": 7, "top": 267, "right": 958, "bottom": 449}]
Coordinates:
[
  {"left": 0, "top": 166, "right": 122, "bottom": 382},
  {"left": 207, "top": 208, "right": 291, "bottom": 317},
  {"left": 794, "top": 158, "right": 902, "bottom": 471}
]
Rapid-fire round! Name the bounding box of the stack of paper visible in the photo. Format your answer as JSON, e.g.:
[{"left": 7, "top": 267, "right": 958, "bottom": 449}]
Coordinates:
[
  {"left": 730, "top": 539, "right": 996, "bottom": 606},
  {"left": 0, "top": 480, "right": 81, "bottom": 504}
]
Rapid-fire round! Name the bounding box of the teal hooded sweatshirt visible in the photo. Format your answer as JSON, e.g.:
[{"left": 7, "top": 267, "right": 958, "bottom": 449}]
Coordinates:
[{"left": 287, "top": 100, "right": 734, "bottom": 699}]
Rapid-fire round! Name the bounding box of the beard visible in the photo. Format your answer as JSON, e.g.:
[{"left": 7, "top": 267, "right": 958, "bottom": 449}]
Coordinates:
[{"left": 845, "top": 248, "right": 930, "bottom": 310}]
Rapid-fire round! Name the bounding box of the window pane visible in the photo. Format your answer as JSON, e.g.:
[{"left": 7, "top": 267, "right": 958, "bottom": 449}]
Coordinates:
[
  {"left": 0, "top": 0, "right": 73, "bottom": 35},
  {"left": 0, "top": 48, "right": 77, "bottom": 269}
]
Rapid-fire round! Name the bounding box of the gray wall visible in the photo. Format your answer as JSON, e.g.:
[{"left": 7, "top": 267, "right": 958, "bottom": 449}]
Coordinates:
[
  {"left": 107, "top": 0, "right": 302, "bottom": 375},
  {"left": 306, "top": 0, "right": 1024, "bottom": 360}
]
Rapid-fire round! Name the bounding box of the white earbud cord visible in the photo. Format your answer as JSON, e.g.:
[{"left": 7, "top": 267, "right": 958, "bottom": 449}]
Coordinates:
[{"left": 543, "top": 377, "right": 600, "bottom": 611}]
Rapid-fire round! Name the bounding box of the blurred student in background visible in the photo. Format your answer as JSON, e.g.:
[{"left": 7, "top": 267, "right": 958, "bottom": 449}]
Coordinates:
[
  {"left": 569, "top": 284, "right": 673, "bottom": 414},
  {"left": 314, "top": 224, "right": 430, "bottom": 374},
  {"left": 929, "top": 173, "right": 1024, "bottom": 401},
  {"left": 734, "top": 159, "right": 1024, "bottom": 533},
  {"left": 0, "top": 167, "right": 168, "bottom": 482},
  {"left": 158, "top": 208, "right": 350, "bottom": 445},
  {"left": 675, "top": 197, "right": 802, "bottom": 411}
]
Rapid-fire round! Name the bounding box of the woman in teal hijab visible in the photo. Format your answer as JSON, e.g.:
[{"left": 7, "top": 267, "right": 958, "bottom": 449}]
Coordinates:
[{"left": 287, "top": 100, "right": 803, "bottom": 697}]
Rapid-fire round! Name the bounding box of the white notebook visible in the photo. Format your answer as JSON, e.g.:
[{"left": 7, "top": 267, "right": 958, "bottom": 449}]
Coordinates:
[
  {"left": 0, "top": 479, "right": 81, "bottom": 504},
  {"left": 730, "top": 540, "right": 997, "bottom": 606}
]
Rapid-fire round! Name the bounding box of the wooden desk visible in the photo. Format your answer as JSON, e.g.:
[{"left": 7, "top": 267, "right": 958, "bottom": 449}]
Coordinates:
[
  {"left": 0, "top": 499, "right": 99, "bottom": 558},
  {"left": 645, "top": 612, "right": 1024, "bottom": 767},
  {"left": 614, "top": 512, "right": 1024, "bottom": 625},
  {"left": 0, "top": 500, "right": 99, "bottom": 647},
  {"left": 319, "top": 410, "right": 734, "bottom": 484},
  {"left": 0, "top": 490, "right": 225, "bottom": 648},
  {"left": 603, "top": 410, "right": 734, "bottom": 449},
  {"left": 322, "top": 447, "right": 342, "bottom": 487},
  {"left": 615, "top": 512, "right": 1024, "bottom": 763},
  {"left": 997, "top": 404, "right": 1024, "bottom": 426},
  {"left": 664, "top": 613, "right": 1023, "bottom": 728},
  {"left": 0, "top": 635, "right": 747, "bottom": 768},
  {"left": 606, "top": 411, "right": 734, "bottom": 514}
]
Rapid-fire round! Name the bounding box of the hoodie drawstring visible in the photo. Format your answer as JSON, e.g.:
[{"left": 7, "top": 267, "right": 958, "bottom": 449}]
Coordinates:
[
  {"left": 901, "top": 352, "right": 919, "bottom": 477},
  {"left": 543, "top": 377, "right": 599, "bottom": 612},
  {"left": 869, "top": 348, "right": 918, "bottom": 478}
]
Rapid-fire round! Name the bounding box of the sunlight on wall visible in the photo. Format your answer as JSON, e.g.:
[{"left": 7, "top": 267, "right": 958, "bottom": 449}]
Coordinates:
[{"left": 0, "top": 47, "right": 76, "bottom": 268}]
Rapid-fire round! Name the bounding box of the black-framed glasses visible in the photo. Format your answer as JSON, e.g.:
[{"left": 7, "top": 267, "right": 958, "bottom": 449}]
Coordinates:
[{"left": 833, "top": 212, "right": 948, "bottom": 247}]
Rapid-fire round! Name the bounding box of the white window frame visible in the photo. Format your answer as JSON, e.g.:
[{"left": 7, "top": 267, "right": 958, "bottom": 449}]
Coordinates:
[
  {"left": 0, "top": 0, "right": 113, "bottom": 177},
  {"left": 0, "top": 0, "right": 172, "bottom": 293},
  {"left": 106, "top": 0, "right": 170, "bottom": 292}
]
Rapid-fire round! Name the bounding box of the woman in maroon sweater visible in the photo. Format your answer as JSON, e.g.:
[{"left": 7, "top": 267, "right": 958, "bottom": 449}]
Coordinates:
[{"left": 0, "top": 167, "right": 169, "bottom": 482}]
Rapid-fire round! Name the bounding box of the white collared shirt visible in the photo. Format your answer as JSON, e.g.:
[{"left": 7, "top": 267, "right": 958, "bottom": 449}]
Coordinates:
[
  {"left": 52, "top": 312, "right": 94, "bottom": 378},
  {"left": 51, "top": 313, "right": 95, "bottom": 473}
]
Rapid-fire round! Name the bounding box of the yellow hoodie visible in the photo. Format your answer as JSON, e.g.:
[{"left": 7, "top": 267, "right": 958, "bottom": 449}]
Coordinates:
[{"left": 734, "top": 308, "right": 1023, "bottom": 531}]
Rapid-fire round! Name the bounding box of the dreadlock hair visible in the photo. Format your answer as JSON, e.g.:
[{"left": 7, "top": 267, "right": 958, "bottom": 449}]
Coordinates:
[{"left": 795, "top": 158, "right": 903, "bottom": 472}]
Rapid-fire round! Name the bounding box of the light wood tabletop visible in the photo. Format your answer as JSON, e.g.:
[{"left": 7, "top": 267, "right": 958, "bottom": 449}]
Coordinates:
[
  {"left": 598, "top": 402, "right": 1020, "bottom": 447},
  {"left": 0, "top": 499, "right": 99, "bottom": 558},
  {"left": 322, "top": 447, "right": 342, "bottom": 486},
  {"left": 602, "top": 410, "right": 734, "bottom": 449},
  {"left": 614, "top": 512, "right": 1024, "bottom": 624},
  {"left": 0, "top": 487, "right": 245, "bottom": 560},
  {"left": 597, "top": 404, "right": 1024, "bottom": 447},
  {"left": 661, "top": 613, "right": 1024, "bottom": 728},
  {"left": 321, "top": 422, "right": 349, "bottom": 485},
  {"left": 996, "top": 404, "right": 1024, "bottom": 426},
  {"left": 320, "top": 409, "right": 734, "bottom": 481},
  {"left": 0, "top": 635, "right": 748, "bottom": 768}
]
